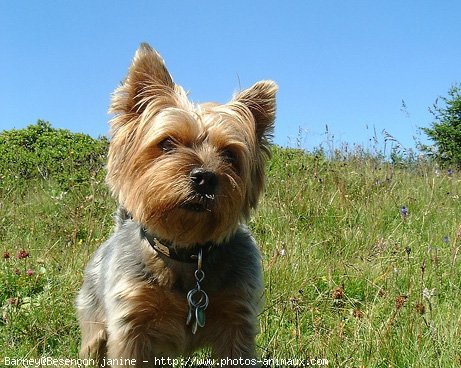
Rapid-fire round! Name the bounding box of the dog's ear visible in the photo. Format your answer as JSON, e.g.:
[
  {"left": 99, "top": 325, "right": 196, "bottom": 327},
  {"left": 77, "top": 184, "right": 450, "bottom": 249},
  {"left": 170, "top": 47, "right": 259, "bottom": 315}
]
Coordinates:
[
  {"left": 233, "top": 81, "right": 278, "bottom": 145},
  {"left": 110, "top": 43, "right": 175, "bottom": 115},
  {"left": 232, "top": 81, "right": 277, "bottom": 210}
]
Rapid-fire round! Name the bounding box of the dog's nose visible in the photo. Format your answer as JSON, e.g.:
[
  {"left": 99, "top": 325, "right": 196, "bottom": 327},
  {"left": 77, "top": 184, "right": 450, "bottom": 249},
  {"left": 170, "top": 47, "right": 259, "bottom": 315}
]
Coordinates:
[{"left": 190, "top": 168, "right": 218, "bottom": 195}]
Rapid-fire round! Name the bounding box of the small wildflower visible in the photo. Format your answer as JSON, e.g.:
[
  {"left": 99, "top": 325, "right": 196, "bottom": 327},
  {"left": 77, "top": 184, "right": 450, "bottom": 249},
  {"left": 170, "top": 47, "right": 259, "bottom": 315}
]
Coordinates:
[
  {"left": 26, "top": 269, "right": 34, "bottom": 276},
  {"left": 415, "top": 302, "right": 425, "bottom": 315},
  {"left": 290, "top": 297, "right": 301, "bottom": 310},
  {"left": 443, "top": 235, "right": 449, "bottom": 244},
  {"left": 332, "top": 287, "right": 344, "bottom": 300},
  {"left": 423, "top": 288, "right": 436, "bottom": 301},
  {"left": 400, "top": 206, "right": 408, "bottom": 219},
  {"left": 395, "top": 295, "right": 407, "bottom": 310},
  {"left": 3, "top": 251, "right": 10, "bottom": 260},
  {"left": 7, "top": 297, "right": 19, "bottom": 306},
  {"left": 447, "top": 169, "right": 453, "bottom": 176},
  {"left": 16, "top": 249, "right": 29, "bottom": 259},
  {"left": 405, "top": 246, "right": 411, "bottom": 256},
  {"left": 51, "top": 191, "right": 67, "bottom": 201}
]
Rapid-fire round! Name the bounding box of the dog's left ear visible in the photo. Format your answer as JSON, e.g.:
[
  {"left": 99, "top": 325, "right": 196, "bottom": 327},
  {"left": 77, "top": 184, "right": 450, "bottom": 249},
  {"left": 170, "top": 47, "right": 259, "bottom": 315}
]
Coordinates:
[
  {"left": 233, "top": 81, "right": 278, "bottom": 144},
  {"left": 110, "top": 43, "right": 175, "bottom": 116}
]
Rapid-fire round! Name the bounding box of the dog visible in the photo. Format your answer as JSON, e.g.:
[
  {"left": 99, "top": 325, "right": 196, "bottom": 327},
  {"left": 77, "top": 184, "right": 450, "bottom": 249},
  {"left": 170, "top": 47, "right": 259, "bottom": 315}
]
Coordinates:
[{"left": 76, "top": 43, "right": 277, "bottom": 367}]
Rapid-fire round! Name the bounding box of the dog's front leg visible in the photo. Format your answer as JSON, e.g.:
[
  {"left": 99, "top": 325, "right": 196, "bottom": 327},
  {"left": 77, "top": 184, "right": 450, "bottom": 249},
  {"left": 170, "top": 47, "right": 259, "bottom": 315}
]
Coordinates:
[
  {"left": 104, "top": 284, "right": 188, "bottom": 368},
  {"left": 210, "top": 327, "right": 260, "bottom": 368},
  {"left": 106, "top": 332, "right": 173, "bottom": 368},
  {"left": 208, "top": 309, "right": 260, "bottom": 367}
]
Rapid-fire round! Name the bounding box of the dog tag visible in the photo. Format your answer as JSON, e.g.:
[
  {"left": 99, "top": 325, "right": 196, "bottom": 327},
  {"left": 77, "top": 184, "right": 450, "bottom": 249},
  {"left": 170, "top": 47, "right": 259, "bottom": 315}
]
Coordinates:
[
  {"left": 186, "top": 306, "right": 194, "bottom": 326},
  {"left": 191, "top": 318, "right": 198, "bottom": 334},
  {"left": 186, "top": 249, "right": 208, "bottom": 334},
  {"left": 196, "top": 306, "right": 206, "bottom": 328}
]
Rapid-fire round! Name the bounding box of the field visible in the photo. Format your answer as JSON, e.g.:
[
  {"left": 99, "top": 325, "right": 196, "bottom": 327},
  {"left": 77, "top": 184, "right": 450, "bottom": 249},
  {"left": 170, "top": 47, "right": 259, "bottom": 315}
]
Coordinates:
[{"left": 1, "top": 124, "right": 460, "bottom": 367}]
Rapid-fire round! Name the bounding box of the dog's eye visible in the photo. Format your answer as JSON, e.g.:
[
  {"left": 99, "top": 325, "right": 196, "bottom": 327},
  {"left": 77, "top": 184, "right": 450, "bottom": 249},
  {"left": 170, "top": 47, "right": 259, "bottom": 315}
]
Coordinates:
[
  {"left": 159, "top": 138, "right": 176, "bottom": 153},
  {"left": 222, "top": 148, "right": 238, "bottom": 167}
]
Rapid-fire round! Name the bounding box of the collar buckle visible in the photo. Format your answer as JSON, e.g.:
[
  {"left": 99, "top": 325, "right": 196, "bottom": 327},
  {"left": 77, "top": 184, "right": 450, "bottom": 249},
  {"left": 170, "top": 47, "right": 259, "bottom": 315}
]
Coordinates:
[{"left": 140, "top": 226, "right": 213, "bottom": 263}]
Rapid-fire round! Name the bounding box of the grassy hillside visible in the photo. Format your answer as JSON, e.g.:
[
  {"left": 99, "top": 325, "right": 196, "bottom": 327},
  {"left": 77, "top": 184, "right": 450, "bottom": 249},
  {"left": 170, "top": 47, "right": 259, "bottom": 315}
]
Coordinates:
[{"left": 1, "top": 123, "right": 460, "bottom": 367}]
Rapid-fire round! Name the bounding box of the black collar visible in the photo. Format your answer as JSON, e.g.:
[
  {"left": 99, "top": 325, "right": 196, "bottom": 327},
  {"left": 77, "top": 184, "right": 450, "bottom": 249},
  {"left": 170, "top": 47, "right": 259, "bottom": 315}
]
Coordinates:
[{"left": 139, "top": 226, "right": 216, "bottom": 263}]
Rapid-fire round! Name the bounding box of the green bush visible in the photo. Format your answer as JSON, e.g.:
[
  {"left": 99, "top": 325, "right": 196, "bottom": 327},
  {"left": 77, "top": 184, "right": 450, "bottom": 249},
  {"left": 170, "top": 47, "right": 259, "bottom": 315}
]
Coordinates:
[
  {"left": 0, "top": 121, "right": 108, "bottom": 189},
  {"left": 421, "top": 83, "right": 461, "bottom": 168}
]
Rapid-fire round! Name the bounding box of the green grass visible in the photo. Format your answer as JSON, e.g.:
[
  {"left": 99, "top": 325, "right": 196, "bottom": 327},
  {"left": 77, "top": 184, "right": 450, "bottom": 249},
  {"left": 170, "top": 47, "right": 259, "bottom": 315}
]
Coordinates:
[
  {"left": 255, "top": 147, "right": 461, "bottom": 367},
  {"left": 1, "top": 138, "right": 460, "bottom": 367}
]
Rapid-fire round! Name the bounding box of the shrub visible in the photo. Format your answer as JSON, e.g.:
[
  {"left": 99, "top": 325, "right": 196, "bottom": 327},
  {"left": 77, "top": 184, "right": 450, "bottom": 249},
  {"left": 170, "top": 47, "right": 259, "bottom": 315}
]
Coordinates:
[
  {"left": 421, "top": 83, "right": 461, "bottom": 168},
  {"left": 0, "top": 120, "right": 108, "bottom": 189}
]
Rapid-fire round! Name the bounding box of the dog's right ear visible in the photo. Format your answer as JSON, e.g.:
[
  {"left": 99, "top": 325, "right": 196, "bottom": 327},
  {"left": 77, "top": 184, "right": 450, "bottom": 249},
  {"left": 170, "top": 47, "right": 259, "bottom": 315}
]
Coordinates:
[{"left": 109, "top": 43, "right": 175, "bottom": 116}]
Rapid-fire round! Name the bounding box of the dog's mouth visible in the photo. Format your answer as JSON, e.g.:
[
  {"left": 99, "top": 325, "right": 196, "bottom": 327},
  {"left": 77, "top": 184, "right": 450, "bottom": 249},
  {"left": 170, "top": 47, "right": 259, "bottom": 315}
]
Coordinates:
[{"left": 181, "top": 195, "right": 215, "bottom": 213}]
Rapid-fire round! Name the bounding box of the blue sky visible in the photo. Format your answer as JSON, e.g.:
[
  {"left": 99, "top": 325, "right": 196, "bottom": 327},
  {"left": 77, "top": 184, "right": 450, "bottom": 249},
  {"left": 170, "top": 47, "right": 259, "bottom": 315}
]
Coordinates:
[{"left": 1, "top": 1, "right": 460, "bottom": 153}]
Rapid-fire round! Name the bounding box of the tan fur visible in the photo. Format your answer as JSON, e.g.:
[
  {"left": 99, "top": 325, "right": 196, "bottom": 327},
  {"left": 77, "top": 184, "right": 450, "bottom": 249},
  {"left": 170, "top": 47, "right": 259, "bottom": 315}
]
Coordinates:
[{"left": 76, "top": 43, "right": 277, "bottom": 367}]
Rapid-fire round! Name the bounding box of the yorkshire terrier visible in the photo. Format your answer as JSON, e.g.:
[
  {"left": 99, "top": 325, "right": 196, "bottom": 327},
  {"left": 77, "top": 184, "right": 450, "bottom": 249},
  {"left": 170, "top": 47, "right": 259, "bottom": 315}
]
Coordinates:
[{"left": 76, "top": 43, "right": 277, "bottom": 367}]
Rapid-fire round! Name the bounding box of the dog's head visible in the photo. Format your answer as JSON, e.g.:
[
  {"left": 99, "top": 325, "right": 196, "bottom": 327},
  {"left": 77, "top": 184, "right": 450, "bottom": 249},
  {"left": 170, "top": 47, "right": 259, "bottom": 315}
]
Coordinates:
[{"left": 106, "top": 43, "right": 277, "bottom": 246}]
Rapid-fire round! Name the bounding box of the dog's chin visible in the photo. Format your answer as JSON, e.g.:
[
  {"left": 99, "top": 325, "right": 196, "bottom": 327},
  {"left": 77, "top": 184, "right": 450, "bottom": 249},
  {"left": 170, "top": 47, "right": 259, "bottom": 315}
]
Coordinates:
[
  {"left": 143, "top": 201, "right": 240, "bottom": 246},
  {"left": 181, "top": 202, "right": 209, "bottom": 213}
]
